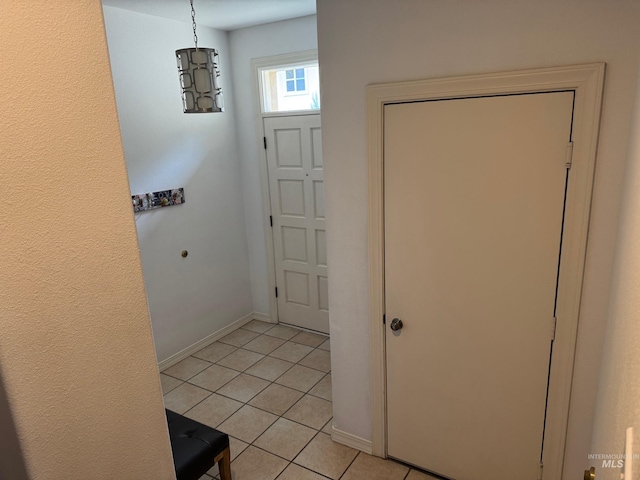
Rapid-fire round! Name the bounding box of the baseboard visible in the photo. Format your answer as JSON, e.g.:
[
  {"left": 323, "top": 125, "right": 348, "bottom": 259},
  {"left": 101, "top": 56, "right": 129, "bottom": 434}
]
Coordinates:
[
  {"left": 331, "top": 426, "right": 373, "bottom": 455},
  {"left": 252, "top": 312, "right": 273, "bottom": 323},
  {"left": 157, "top": 312, "right": 256, "bottom": 371}
]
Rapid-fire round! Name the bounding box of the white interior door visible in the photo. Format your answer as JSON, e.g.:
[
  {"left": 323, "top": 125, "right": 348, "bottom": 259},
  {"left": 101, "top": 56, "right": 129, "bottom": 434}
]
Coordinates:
[
  {"left": 264, "top": 114, "right": 329, "bottom": 334},
  {"left": 385, "top": 92, "right": 574, "bottom": 480}
]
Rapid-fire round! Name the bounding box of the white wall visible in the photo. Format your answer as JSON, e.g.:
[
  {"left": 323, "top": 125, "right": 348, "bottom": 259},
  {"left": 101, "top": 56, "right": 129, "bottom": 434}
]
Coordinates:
[
  {"left": 590, "top": 58, "right": 640, "bottom": 480},
  {"left": 316, "top": 0, "right": 640, "bottom": 477},
  {"left": 0, "top": 1, "right": 174, "bottom": 478},
  {"left": 229, "top": 15, "right": 318, "bottom": 315},
  {"left": 103, "top": 7, "right": 253, "bottom": 362}
]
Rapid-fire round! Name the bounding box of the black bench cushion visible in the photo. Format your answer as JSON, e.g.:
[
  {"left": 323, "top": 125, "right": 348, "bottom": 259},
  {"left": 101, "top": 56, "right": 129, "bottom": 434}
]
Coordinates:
[{"left": 166, "top": 409, "right": 230, "bottom": 480}]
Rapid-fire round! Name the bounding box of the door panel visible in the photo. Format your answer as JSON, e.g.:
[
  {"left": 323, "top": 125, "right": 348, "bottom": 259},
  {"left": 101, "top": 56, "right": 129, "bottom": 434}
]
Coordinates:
[
  {"left": 385, "top": 92, "right": 573, "bottom": 480},
  {"left": 265, "top": 115, "right": 329, "bottom": 334}
]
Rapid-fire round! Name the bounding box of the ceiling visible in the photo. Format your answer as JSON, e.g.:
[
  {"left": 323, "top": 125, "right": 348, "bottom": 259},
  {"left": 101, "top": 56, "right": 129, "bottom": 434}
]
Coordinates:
[{"left": 102, "top": 0, "right": 317, "bottom": 31}]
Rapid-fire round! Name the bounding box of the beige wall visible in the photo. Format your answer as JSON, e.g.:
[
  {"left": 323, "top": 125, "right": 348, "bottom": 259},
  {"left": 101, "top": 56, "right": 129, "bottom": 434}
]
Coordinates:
[
  {"left": 0, "top": 1, "right": 175, "bottom": 478},
  {"left": 316, "top": 0, "right": 640, "bottom": 477},
  {"left": 591, "top": 59, "right": 640, "bottom": 480}
]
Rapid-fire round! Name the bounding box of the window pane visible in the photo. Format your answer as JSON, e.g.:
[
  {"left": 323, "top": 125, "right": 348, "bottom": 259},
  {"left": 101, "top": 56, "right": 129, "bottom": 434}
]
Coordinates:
[
  {"left": 296, "top": 79, "right": 306, "bottom": 91},
  {"left": 286, "top": 80, "right": 295, "bottom": 92},
  {"left": 295, "top": 68, "right": 305, "bottom": 78},
  {"left": 286, "top": 69, "right": 294, "bottom": 79}
]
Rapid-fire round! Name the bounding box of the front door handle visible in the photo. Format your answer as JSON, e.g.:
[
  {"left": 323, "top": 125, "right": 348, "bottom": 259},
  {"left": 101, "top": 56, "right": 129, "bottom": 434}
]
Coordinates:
[{"left": 390, "top": 318, "right": 403, "bottom": 331}]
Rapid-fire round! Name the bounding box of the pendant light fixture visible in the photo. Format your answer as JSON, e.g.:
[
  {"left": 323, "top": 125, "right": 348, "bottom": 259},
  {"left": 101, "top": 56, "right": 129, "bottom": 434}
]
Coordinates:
[{"left": 175, "top": 0, "right": 224, "bottom": 113}]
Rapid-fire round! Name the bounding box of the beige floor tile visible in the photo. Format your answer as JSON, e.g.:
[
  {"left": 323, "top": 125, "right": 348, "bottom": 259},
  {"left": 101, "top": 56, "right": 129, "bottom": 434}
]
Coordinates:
[
  {"left": 406, "top": 469, "right": 442, "bottom": 479},
  {"left": 299, "top": 349, "right": 332, "bottom": 372},
  {"left": 269, "top": 342, "right": 314, "bottom": 363},
  {"left": 242, "top": 335, "right": 286, "bottom": 355},
  {"left": 293, "top": 432, "right": 358, "bottom": 479},
  {"left": 227, "top": 446, "right": 287, "bottom": 480},
  {"left": 308, "top": 374, "right": 332, "bottom": 401},
  {"left": 318, "top": 339, "right": 331, "bottom": 351},
  {"left": 188, "top": 364, "right": 240, "bottom": 392},
  {"left": 276, "top": 463, "right": 328, "bottom": 480},
  {"left": 321, "top": 419, "right": 333, "bottom": 434},
  {"left": 192, "top": 342, "right": 237, "bottom": 363},
  {"left": 183, "top": 393, "right": 242, "bottom": 428},
  {"left": 254, "top": 417, "right": 316, "bottom": 460},
  {"left": 290, "top": 331, "right": 327, "bottom": 348},
  {"left": 216, "top": 373, "right": 270, "bottom": 403},
  {"left": 241, "top": 319, "right": 275, "bottom": 334},
  {"left": 216, "top": 348, "right": 264, "bottom": 371},
  {"left": 283, "top": 394, "right": 333, "bottom": 430},
  {"left": 163, "top": 383, "right": 211, "bottom": 414},
  {"left": 263, "top": 324, "right": 300, "bottom": 340},
  {"left": 163, "top": 356, "right": 211, "bottom": 381},
  {"left": 275, "top": 365, "right": 325, "bottom": 392},
  {"left": 244, "top": 356, "right": 294, "bottom": 381},
  {"left": 228, "top": 436, "right": 249, "bottom": 460},
  {"left": 160, "top": 373, "right": 182, "bottom": 395},
  {"left": 218, "top": 328, "right": 260, "bottom": 347},
  {"left": 206, "top": 436, "right": 248, "bottom": 477},
  {"left": 248, "top": 383, "right": 304, "bottom": 416},
  {"left": 217, "top": 405, "right": 278, "bottom": 443},
  {"left": 341, "top": 453, "right": 409, "bottom": 480}
]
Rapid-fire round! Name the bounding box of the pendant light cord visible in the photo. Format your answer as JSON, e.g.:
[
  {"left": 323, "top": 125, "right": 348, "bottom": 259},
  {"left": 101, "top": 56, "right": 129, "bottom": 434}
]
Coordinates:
[{"left": 190, "top": 0, "right": 198, "bottom": 50}]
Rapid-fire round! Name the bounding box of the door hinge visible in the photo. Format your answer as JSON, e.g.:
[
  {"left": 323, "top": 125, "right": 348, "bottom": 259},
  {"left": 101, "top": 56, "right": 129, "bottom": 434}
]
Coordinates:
[
  {"left": 538, "top": 462, "right": 543, "bottom": 480},
  {"left": 263, "top": 137, "right": 267, "bottom": 149},
  {"left": 383, "top": 314, "right": 386, "bottom": 325},
  {"left": 275, "top": 287, "right": 278, "bottom": 298},
  {"left": 551, "top": 316, "right": 557, "bottom": 341},
  {"left": 269, "top": 215, "right": 273, "bottom": 227},
  {"left": 565, "top": 141, "right": 574, "bottom": 169}
]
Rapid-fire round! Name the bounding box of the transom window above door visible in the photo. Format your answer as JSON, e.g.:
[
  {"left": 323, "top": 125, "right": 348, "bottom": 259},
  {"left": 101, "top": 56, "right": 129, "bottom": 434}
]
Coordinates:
[{"left": 260, "top": 62, "right": 320, "bottom": 113}]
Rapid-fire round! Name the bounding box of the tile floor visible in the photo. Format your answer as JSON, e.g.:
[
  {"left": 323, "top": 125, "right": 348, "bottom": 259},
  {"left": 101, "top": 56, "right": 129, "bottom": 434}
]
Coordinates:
[{"left": 161, "top": 320, "right": 437, "bottom": 480}]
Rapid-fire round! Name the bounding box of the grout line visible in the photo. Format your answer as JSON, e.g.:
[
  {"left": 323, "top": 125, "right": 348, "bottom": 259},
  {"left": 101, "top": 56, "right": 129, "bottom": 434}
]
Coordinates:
[
  {"left": 338, "top": 450, "right": 361, "bottom": 479},
  {"left": 158, "top": 374, "right": 184, "bottom": 395},
  {"left": 290, "top": 430, "right": 322, "bottom": 466},
  {"left": 191, "top": 344, "right": 240, "bottom": 365},
  {"left": 160, "top": 363, "right": 211, "bottom": 382},
  {"left": 274, "top": 462, "right": 333, "bottom": 480},
  {"left": 278, "top": 393, "right": 328, "bottom": 427}
]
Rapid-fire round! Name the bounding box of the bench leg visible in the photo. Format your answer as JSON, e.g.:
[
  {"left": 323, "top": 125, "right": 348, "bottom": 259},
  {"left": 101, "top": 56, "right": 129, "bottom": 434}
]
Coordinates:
[{"left": 214, "top": 446, "right": 232, "bottom": 480}]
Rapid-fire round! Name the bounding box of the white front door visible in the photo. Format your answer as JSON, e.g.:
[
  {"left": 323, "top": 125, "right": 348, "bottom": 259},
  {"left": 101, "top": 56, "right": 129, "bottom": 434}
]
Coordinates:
[
  {"left": 385, "top": 92, "right": 574, "bottom": 479},
  {"left": 264, "top": 114, "right": 329, "bottom": 334}
]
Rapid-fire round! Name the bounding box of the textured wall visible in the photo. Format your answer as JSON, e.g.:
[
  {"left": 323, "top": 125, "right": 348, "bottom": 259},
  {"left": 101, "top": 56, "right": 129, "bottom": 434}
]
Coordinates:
[
  {"left": 591, "top": 59, "right": 640, "bottom": 480},
  {"left": 0, "top": 1, "right": 175, "bottom": 478},
  {"left": 316, "top": 0, "right": 640, "bottom": 477},
  {"left": 229, "top": 15, "right": 319, "bottom": 316},
  {"left": 102, "top": 6, "right": 253, "bottom": 362}
]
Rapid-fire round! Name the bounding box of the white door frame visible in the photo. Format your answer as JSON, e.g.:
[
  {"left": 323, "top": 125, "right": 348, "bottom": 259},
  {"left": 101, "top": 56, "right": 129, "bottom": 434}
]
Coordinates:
[
  {"left": 251, "top": 50, "right": 320, "bottom": 325},
  {"left": 367, "top": 64, "right": 605, "bottom": 478}
]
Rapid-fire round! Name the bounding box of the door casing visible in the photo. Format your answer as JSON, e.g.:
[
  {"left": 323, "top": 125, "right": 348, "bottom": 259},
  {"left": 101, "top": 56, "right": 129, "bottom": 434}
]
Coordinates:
[{"left": 366, "top": 63, "right": 605, "bottom": 479}]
